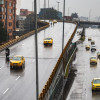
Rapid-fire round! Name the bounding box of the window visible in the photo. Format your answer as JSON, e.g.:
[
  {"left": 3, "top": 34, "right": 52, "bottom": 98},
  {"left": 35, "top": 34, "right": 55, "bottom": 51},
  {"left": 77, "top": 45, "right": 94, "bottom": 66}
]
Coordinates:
[
  {"left": 0, "top": 7, "right": 3, "bottom": 12},
  {"left": 9, "top": 2, "right": 12, "bottom": 6},
  {"left": 5, "top": 8, "right": 6, "bottom": 12},
  {"left": 9, "top": 29, "right": 12, "bottom": 33},
  {"left": 9, "top": 16, "right": 12, "bottom": 19},
  {"left": 0, "top": 0, "right": 4, "bottom": 4},
  {"left": 0, "top": 14, "right": 3, "bottom": 19},
  {"left": 9, "top": 22, "right": 12, "bottom": 26},
  {"left": 9, "top": 9, "right": 11, "bottom": 13}
]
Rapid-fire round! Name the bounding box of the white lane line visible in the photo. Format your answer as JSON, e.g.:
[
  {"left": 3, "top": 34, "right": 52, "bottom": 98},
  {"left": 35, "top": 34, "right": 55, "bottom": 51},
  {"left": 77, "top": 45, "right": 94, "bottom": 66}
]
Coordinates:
[
  {"left": 16, "top": 76, "right": 20, "bottom": 80},
  {"left": 3, "top": 88, "right": 9, "bottom": 94},
  {"left": 0, "top": 66, "right": 4, "bottom": 70}
]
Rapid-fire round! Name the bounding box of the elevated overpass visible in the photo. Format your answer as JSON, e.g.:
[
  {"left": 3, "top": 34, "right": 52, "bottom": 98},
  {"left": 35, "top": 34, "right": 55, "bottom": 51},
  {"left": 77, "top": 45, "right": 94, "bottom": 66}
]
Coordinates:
[
  {"left": 0, "top": 21, "right": 77, "bottom": 100},
  {"left": 78, "top": 20, "right": 100, "bottom": 27}
]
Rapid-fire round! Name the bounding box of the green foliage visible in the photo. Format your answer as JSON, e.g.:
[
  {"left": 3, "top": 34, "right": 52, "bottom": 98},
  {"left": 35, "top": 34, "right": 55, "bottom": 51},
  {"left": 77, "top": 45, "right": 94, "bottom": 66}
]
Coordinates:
[
  {"left": 39, "top": 8, "right": 59, "bottom": 19},
  {"left": 0, "top": 22, "right": 7, "bottom": 44},
  {"left": 71, "top": 13, "right": 78, "bottom": 18}
]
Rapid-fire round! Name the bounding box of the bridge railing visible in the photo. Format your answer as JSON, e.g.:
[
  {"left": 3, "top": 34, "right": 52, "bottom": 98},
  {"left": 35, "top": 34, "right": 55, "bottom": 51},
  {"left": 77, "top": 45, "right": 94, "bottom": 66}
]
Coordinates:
[
  {"left": 0, "top": 22, "right": 49, "bottom": 51},
  {"left": 39, "top": 22, "right": 78, "bottom": 100}
]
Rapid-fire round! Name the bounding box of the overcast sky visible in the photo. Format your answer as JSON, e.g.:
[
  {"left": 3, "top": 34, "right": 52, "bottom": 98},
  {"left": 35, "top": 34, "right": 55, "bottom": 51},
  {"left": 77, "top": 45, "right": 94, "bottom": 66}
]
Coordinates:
[{"left": 16, "top": 0, "right": 100, "bottom": 19}]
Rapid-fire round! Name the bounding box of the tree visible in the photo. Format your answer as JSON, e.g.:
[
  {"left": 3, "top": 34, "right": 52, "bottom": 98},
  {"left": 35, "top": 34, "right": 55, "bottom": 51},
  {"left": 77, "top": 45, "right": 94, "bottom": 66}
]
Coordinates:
[
  {"left": 0, "top": 22, "right": 7, "bottom": 44},
  {"left": 39, "top": 8, "right": 60, "bottom": 19},
  {"left": 71, "top": 13, "right": 78, "bottom": 18}
]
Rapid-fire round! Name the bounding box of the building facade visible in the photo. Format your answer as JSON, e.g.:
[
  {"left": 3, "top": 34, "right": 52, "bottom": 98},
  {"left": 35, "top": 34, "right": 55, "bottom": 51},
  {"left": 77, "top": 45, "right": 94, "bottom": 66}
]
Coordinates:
[
  {"left": 0, "top": 0, "right": 16, "bottom": 40},
  {"left": 20, "top": 9, "right": 33, "bottom": 16}
]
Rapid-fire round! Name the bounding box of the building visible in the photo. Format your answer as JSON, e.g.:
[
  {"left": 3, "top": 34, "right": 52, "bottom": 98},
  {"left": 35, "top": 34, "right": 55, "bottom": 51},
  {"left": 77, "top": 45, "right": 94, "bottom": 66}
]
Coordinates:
[
  {"left": 20, "top": 9, "right": 33, "bottom": 16},
  {"left": 0, "top": 0, "right": 16, "bottom": 40},
  {"left": 16, "top": 15, "right": 26, "bottom": 31},
  {"left": 64, "top": 16, "right": 72, "bottom": 21}
]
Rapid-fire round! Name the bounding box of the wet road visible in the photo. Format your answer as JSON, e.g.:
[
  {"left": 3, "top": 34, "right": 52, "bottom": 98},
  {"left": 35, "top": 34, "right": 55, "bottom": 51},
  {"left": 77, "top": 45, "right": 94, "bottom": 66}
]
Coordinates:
[
  {"left": 0, "top": 22, "right": 76, "bottom": 100},
  {"left": 67, "top": 28, "right": 100, "bottom": 100}
]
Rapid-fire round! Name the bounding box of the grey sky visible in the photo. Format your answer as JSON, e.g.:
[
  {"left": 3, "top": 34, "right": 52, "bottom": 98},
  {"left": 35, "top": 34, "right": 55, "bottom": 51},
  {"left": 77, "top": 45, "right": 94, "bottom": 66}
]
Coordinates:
[{"left": 16, "top": 0, "right": 100, "bottom": 18}]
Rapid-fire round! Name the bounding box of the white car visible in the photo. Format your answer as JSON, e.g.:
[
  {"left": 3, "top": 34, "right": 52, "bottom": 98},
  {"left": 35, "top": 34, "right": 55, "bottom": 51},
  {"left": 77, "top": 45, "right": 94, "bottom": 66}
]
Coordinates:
[{"left": 91, "top": 45, "right": 96, "bottom": 52}]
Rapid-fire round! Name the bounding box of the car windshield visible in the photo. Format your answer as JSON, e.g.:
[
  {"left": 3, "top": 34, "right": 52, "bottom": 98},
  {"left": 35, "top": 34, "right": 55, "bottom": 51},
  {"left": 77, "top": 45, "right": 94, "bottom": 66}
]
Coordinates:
[
  {"left": 91, "top": 57, "right": 96, "bottom": 59},
  {"left": 45, "top": 38, "right": 52, "bottom": 40},
  {"left": 13, "top": 57, "right": 21, "bottom": 60},
  {"left": 93, "top": 79, "right": 100, "bottom": 84}
]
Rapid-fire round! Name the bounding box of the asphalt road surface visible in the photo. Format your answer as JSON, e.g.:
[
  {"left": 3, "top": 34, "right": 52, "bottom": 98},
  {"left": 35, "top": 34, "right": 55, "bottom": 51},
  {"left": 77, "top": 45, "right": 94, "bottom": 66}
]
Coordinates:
[
  {"left": 66, "top": 28, "right": 100, "bottom": 100},
  {"left": 0, "top": 22, "right": 76, "bottom": 100}
]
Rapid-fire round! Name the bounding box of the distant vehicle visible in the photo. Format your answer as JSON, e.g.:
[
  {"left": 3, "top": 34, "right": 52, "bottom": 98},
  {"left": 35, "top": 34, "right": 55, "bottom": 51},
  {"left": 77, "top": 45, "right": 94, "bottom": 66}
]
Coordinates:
[
  {"left": 88, "top": 37, "right": 92, "bottom": 41},
  {"left": 91, "top": 40, "right": 95, "bottom": 45},
  {"left": 91, "top": 78, "right": 100, "bottom": 91},
  {"left": 53, "top": 20, "right": 57, "bottom": 23},
  {"left": 85, "top": 45, "right": 90, "bottom": 50},
  {"left": 91, "top": 45, "right": 96, "bottom": 52},
  {"left": 90, "top": 57, "right": 97, "bottom": 65},
  {"left": 43, "top": 38, "right": 53, "bottom": 46},
  {"left": 10, "top": 55, "right": 25, "bottom": 69},
  {"left": 97, "top": 52, "right": 100, "bottom": 59}
]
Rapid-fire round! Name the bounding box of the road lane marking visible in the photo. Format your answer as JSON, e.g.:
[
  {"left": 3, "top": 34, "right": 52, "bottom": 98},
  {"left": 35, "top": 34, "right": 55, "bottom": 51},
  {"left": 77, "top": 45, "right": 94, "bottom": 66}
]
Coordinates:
[
  {"left": 0, "top": 66, "right": 4, "bottom": 70},
  {"left": 16, "top": 76, "right": 20, "bottom": 80},
  {"left": 3, "top": 88, "right": 9, "bottom": 94}
]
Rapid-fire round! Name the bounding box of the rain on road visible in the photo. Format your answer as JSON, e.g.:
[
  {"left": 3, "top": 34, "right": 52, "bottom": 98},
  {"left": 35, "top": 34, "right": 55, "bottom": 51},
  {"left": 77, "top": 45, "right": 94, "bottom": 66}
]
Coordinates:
[{"left": 0, "top": 22, "right": 76, "bottom": 100}]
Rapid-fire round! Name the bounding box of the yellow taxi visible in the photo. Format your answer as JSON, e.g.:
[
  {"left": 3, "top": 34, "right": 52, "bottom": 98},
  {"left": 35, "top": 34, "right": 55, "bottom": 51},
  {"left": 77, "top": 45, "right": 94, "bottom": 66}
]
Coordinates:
[
  {"left": 85, "top": 45, "right": 90, "bottom": 50},
  {"left": 92, "top": 78, "right": 100, "bottom": 91},
  {"left": 88, "top": 37, "right": 92, "bottom": 41},
  {"left": 53, "top": 20, "right": 57, "bottom": 23},
  {"left": 43, "top": 38, "right": 53, "bottom": 46},
  {"left": 10, "top": 55, "right": 25, "bottom": 69},
  {"left": 97, "top": 52, "right": 100, "bottom": 59},
  {"left": 90, "top": 57, "right": 97, "bottom": 65}
]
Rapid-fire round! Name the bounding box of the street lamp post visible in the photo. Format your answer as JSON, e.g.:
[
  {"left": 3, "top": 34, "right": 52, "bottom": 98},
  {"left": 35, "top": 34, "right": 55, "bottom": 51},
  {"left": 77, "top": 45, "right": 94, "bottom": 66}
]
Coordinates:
[
  {"left": 57, "top": 1, "right": 60, "bottom": 12},
  {"left": 48, "top": 0, "right": 49, "bottom": 8},
  {"left": 89, "top": 9, "right": 91, "bottom": 21},
  {"left": 68, "top": 7, "right": 70, "bottom": 16},
  {"left": 44, "top": 0, "right": 46, "bottom": 21},
  {"left": 62, "top": 0, "right": 65, "bottom": 100},
  {"left": 34, "top": 0, "right": 39, "bottom": 100}
]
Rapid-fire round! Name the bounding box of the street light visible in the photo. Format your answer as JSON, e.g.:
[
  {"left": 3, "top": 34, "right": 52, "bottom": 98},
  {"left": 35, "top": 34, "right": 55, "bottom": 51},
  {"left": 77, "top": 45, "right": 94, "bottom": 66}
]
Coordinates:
[
  {"left": 48, "top": 0, "right": 49, "bottom": 8},
  {"left": 68, "top": 7, "right": 70, "bottom": 16},
  {"left": 89, "top": 9, "right": 91, "bottom": 21},
  {"left": 44, "top": 0, "right": 46, "bottom": 21},
  {"left": 56, "top": 1, "right": 60, "bottom": 12},
  {"left": 62, "top": 0, "right": 65, "bottom": 100},
  {"left": 34, "top": 0, "right": 39, "bottom": 100}
]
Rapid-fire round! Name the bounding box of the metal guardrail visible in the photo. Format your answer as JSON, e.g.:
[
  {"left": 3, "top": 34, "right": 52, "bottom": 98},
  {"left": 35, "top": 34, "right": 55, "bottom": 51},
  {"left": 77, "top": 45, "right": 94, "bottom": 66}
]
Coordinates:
[
  {"left": 39, "top": 22, "right": 78, "bottom": 100},
  {"left": 0, "top": 22, "right": 49, "bottom": 51}
]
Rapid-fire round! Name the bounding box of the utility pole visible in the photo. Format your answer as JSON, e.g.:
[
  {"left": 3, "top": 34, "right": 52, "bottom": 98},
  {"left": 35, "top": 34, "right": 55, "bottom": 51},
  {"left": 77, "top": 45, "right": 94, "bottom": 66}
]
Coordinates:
[
  {"left": 89, "top": 9, "right": 91, "bottom": 21},
  {"left": 48, "top": 0, "right": 49, "bottom": 8},
  {"left": 44, "top": 0, "right": 46, "bottom": 21},
  {"left": 57, "top": 1, "right": 60, "bottom": 12},
  {"left": 62, "top": 0, "right": 66, "bottom": 100},
  {"left": 34, "top": 0, "right": 39, "bottom": 100},
  {"left": 68, "top": 7, "right": 70, "bottom": 16}
]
